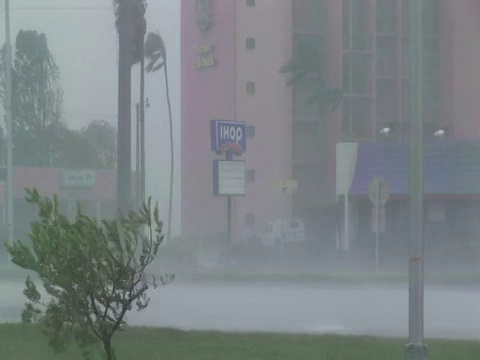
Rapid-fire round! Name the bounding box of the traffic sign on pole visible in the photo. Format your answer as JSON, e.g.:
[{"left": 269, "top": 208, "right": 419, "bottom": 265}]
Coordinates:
[
  {"left": 368, "top": 176, "right": 390, "bottom": 206},
  {"left": 369, "top": 177, "right": 390, "bottom": 272}
]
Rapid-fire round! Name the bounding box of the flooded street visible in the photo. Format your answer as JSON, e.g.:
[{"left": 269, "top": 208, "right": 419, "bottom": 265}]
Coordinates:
[{"left": 2, "top": 279, "right": 480, "bottom": 340}]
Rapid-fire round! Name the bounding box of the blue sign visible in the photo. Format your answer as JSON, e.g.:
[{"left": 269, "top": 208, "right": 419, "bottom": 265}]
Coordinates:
[{"left": 210, "top": 120, "right": 247, "bottom": 154}]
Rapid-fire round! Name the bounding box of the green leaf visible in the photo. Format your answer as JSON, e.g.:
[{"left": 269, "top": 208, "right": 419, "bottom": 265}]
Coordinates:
[{"left": 24, "top": 276, "right": 41, "bottom": 302}]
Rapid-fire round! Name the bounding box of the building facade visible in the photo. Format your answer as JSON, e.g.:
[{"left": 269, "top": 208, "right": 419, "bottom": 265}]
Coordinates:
[{"left": 181, "top": 0, "right": 480, "bottom": 254}]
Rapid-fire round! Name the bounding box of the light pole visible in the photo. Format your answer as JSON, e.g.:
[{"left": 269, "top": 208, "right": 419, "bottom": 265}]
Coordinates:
[
  {"left": 405, "top": 0, "right": 428, "bottom": 359},
  {"left": 4, "top": 0, "right": 14, "bottom": 245}
]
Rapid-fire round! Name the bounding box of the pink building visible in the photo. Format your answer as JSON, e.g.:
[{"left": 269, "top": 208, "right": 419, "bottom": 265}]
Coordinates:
[
  {"left": 181, "top": 0, "right": 294, "bottom": 241},
  {"left": 181, "top": 0, "right": 480, "bottom": 247}
]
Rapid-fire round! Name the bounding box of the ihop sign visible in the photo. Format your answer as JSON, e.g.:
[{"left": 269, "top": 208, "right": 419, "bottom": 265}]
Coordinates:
[{"left": 210, "top": 120, "right": 247, "bottom": 154}]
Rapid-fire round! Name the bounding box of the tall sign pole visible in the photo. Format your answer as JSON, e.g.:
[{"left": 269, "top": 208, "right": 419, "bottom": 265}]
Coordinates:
[
  {"left": 4, "top": 0, "right": 14, "bottom": 245},
  {"left": 116, "top": 0, "right": 134, "bottom": 212},
  {"left": 368, "top": 177, "right": 390, "bottom": 273},
  {"left": 406, "top": 0, "right": 428, "bottom": 358}
]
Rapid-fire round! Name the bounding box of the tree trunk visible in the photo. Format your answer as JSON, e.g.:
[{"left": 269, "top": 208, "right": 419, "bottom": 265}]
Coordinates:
[
  {"left": 164, "top": 61, "right": 174, "bottom": 242},
  {"left": 103, "top": 339, "right": 116, "bottom": 360}
]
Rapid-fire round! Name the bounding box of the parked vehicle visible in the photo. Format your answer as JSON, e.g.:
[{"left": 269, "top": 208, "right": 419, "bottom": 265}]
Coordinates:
[{"left": 260, "top": 219, "right": 305, "bottom": 247}]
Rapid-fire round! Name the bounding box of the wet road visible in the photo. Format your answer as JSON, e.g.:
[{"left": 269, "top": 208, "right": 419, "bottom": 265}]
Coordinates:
[{"left": 1, "top": 279, "right": 480, "bottom": 339}]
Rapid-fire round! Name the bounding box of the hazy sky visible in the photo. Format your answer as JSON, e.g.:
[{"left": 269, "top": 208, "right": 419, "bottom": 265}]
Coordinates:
[{"left": 0, "top": 0, "right": 181, "bottom": 236}]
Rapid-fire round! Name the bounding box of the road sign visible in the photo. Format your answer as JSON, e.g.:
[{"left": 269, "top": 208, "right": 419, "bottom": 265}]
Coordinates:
[
  {"left": 371, "top": 204, "right": 386, "bottom": 233},
  {"left": 213, "top": 160, "right": 246, "bottom": 196},
  {"left": 368, "top": 176, "right": 390, "bottom": 206},
  {"left": 210, "top": 120, "right": 247, "bottom": 154},
  {"left": 369, "top": 177, "right": 390, "bottom": 273},
  {"left": 274, "top": 180, "right": 298, "bottom": 194},
  {"left": 61, "top": 169, "right": 95, "bottom": 188}
]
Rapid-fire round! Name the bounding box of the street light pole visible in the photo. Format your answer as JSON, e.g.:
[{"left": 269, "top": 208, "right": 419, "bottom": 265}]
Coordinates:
[
  {"left": 4, "top": 0, "right": 14, "bottom": 245},
  {"left": 406, "top": 0, "right": 428, "bottom": 359}
]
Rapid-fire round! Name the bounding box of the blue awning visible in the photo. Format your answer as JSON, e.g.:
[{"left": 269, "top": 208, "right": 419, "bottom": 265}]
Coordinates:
[{"left": 349, "top": 141, "right": 480, "bottom": 196}]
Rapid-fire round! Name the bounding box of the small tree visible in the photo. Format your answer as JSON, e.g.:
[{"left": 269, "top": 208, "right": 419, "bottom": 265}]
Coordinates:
[{"left": 5, "top": 188, "right": 173, "bottom": 360}]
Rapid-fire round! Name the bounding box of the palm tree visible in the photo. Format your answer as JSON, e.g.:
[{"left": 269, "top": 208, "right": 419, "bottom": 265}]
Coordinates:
[
  {"left": 113, "top": 0, "right": 146, "bottom": 211},
  {"left": 280, "top": 40, "right": 342, "bottom": 219},
  {"left": 280, "top": 41, "right": 342, "bottom": 114},
  {"left": 144, "top": 31, "right": 174, "bottom": 242},
  {"left": 113, "top": 0, "right": 134, "bottom": 211}
]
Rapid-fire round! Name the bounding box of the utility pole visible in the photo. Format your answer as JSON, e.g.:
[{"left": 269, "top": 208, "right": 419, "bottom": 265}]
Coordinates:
[
  {"left": 139, "top": 47, "right": 146, "bottom": 205},
  {"left": 135, "top": 102, "right": 140, "bottom": 205},
  {"left": 405, "top": 0, "right": 428, "bottom": 359},
  {"left": 4, "top": 0, "right": 14, "bottom": 245},
  {"left": 116, "top": 0, "right": 134, "bottom": 212}
]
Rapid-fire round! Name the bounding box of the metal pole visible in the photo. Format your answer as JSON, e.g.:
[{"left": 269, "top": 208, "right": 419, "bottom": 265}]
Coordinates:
[
  {"left": 375, "top": 182, "right": 380, "bottom": 272},
  {"left": 227, "top": 196, "right": 232, "bottom": 244},
  {"left": 5, "top": 0, "right": 14, "bottom": 245},
  {"left": 135, "top": 103, "right": 140, "bottom": 205},
  {"left": 226, "top": 151, "right": 233, "bottom": 244},
  {"left": 406, "top": 0, "right": 428, "bottom": 358},
  {"left": 140, "top": 46, "right": 146, "bottom": 205}
]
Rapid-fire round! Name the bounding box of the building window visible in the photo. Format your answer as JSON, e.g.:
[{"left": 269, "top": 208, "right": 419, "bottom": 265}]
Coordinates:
[
  {"left": 376, "top": 0, "right": 396, "bottom": 34},
  {"left": 246, "top": 125, "right": 255, "bottom": 138},
  {"left": 246, "top": 0, "right": 255, "bottom": 6},
  {"left": 246, "top": 37, "right": 255, "bottom": 49},
  {"left": 246, "top": 170, "right": 255, "bottom": 182},
  {"left": 293, "top": 121, "right": 320, "bottom": 165},
  {"left": 246, "top": 82, "right": 256, "bottom": 94},
  {"left": 343, "top": 0, "right": 371, "bottom": 51},
  {"left": 343, "top": 53, "right": 371, "bottom": 94},
  {"left": 245, "top": 213, "right": 256, "bottom": 226},
  {"left": 376, "top": 37, "right": 397, "bottom": 77},
  {"left": 342, "top": 97, "right": 372, "bottom": 140},
  {"left": 293, "top": 0, "right": 325, "bottom": 32},
  {"left": 377, "top": 79, "right": 398, "bottom": 123}
]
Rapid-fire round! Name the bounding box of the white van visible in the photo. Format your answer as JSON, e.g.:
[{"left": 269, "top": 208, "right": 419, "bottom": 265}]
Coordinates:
[{"left": 260, "top": 219, "right": 305, "bottom": 247}]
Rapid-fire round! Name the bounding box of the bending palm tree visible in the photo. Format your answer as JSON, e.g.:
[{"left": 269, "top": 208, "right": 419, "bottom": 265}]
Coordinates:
[{"left": 144, "top": 31, "right": 173, "bottom": 241}]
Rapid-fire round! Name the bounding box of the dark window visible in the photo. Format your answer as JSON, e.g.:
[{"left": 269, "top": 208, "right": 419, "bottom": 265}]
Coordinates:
[
  {"left": 377, "top": 79, "right": 398, "bottom": 123},
  {"left": 376, "top": 0, "right": 396, "bottom": 34},
  {"left": 245, "top": 213, "right": 256, "bottom": 226},
  {"left": 343, "top": 0, "right": 371, "bottom": 50},
  {"left": 401, "top": 37, "right": 409, "bottom": 75},
  {"left": 401, "top": 0, "right": 409, "bottom": 34},
  {"left": 376, "top": 37, "right": 397, "bottom": 76},
  {"left": 246, "top": 170, "right": 255, "bottom": 182},
  {"left": 196, "top": 0, "right": 207, "bottom": 12},
  {"left": 246, "top": 126, "right": 255, "bottom": 138},
  {"left": 401, "top": 79, "right": 410, "bottom": 121},
  {"left": 293, "top": 0, "right": 325, "bottom": 31},
  {"left": 293, "top": 121, "right": 320, "bottom": 165},
  {"left": 423, "top": 0, "right": 439, "bottom": 35},
  {"left": 294, "top": 78, "right": 320, "bottom": 119},
  {"left": 246, "top": 0, "right": 255, "bottom": 6},
  {"left": 343, "top": 53, "right": 371, "bottom": 94},
  {"left": 424, "top": 37, "right": 439, "bottom": 79},
  {"left": 246, "top": 82, "right": 256, "bottom": 94},
  {"left": 246, "top": 37, "right": 255, "bottom": 49},
  {"left": 342, "top": 97, "right": 372, "bottom": 140}
]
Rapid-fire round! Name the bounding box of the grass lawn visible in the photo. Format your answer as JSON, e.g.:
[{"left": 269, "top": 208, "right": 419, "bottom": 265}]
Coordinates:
[{"left": 1, "top": 324, "right": 480, "bottom": 359}]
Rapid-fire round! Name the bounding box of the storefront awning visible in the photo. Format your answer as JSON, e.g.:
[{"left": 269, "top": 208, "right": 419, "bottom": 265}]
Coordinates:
[{"left": 349, "top": 141, "right": 480, "bottom": 196}]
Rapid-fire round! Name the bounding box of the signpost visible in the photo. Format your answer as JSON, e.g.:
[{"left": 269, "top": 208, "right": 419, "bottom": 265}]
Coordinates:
[
  {"left": 213, "top": 160, "right": 246, "bottom": 196},
  {"left": 211, "top": 120, "right": 247, "bottom": 245},
  {"left": 61, "top": 169, "right": 96, "bottom": 189},
  {"left": 274, "top": 180, "right": 298, "bottom": 242},
  {"left": 210, "top": 120, "right": 247, "bottom": 155},
  {"left": 368, "top": 176, "right": 390, "bottom": 272}
]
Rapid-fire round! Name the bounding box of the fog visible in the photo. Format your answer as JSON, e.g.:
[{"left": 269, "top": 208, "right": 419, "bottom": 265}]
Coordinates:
[{"left": 2, "top": 0, "right": 480, "bottom": 353}]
